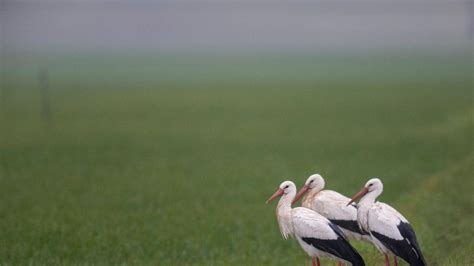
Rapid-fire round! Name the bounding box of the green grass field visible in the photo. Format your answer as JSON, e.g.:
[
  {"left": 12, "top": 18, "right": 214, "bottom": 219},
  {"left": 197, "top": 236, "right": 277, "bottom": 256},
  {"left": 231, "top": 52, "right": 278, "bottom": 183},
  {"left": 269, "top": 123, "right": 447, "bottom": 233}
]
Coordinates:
[{"left": 1, "top": 53, "right": 473, "bottom": 265}]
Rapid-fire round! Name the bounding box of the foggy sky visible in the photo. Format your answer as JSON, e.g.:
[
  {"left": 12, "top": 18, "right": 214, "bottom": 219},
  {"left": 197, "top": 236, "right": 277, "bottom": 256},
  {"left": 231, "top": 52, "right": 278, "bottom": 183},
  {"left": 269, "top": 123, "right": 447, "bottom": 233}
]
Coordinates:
[{"left": 1, "top": 0, "right": 471, "bottom": 54}]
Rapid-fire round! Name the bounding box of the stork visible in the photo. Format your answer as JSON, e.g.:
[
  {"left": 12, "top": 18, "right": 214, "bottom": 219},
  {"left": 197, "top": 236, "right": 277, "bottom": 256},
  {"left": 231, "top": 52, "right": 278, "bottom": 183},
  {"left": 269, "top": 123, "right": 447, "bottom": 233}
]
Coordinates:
[
  {"left": 347, "top": 178, "right": 427, "bottom": 266},
  {"left": 292, "top": 174, "right": 372, "bottom": 243},
  {"left": 266, "top": 181, "right": 365, "bottom": 266}
]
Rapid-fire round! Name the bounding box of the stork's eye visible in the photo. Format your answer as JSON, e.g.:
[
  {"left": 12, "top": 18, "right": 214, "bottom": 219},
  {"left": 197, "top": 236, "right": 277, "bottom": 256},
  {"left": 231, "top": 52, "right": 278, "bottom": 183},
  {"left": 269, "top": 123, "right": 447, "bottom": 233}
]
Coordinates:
[
  {"left": 284, "top": 185, "right": 289, "bottom": 189},
  {"left": 309, "top": 180, "right": 314, "bottom": 183},
  {"left": 368, "top": 183, "right": 373, "bottom": 187}
]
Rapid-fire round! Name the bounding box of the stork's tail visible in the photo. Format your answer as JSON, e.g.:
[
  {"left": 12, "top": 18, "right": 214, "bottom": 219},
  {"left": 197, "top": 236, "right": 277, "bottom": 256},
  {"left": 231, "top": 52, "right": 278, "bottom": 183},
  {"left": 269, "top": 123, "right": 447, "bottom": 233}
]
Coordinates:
[
  {"left": 327, "top": 223, "right": 365, "bottom": 266},
  {"left": 345, "top": 243, "right": 365, "bottom": 266}
]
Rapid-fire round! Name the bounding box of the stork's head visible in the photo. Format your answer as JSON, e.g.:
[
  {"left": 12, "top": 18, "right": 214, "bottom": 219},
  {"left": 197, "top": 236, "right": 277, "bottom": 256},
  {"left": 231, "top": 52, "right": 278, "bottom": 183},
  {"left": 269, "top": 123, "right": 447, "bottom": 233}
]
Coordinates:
[
  {"left": 292, "top": 174, "right": 325, "bottom": 204},
  {"left": 266, "top": 181, "right": 297, "bottom": 204},
  {"left": 365, "top": 178, "right": 383, "bottom": 192},
  {"left": 347, "top": 178, "right": 383, "bottom": 205}
]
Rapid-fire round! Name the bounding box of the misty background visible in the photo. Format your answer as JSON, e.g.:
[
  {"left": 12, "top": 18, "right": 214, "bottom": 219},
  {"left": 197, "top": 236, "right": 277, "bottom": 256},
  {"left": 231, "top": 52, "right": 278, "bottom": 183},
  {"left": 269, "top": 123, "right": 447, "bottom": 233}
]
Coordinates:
[
  {"left": 1, "top": 0, "right": 472, "bottom": 55},
  {"left": 0, "top": 0, "right": 472, "bottom": 107},
  {"left": 0, "top": 2, "right": 473, "bottom": 265}
]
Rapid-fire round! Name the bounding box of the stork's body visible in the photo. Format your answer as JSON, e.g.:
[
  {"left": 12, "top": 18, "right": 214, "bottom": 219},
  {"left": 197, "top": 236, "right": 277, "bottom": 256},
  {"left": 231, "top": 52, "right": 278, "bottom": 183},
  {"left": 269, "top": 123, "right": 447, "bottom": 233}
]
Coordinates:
[
  {"left": 348, "top": 178, "right": 427, "bottom": 266},
  {"left": 267, "top": 181, "right": 365, "bottom": 266},
  {"left": 293, "top": 174, "right": 372, "bottom": 243}
]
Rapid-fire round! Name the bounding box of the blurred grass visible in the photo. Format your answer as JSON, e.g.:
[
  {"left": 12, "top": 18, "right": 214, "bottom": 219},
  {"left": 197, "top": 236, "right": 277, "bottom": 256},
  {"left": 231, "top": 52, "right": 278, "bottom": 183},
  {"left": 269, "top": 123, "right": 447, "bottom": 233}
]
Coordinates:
[{"left": 0, "top": 53, "right": 473, "bottom": 265}]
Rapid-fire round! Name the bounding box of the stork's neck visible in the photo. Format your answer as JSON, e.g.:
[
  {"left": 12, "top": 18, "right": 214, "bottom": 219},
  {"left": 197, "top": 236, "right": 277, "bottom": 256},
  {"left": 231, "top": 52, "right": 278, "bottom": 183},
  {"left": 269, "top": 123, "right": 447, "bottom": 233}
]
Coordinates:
[
  {"left": 277, "top": 191, "right": 294, "bottom": 216},
  {"left": 359, "top": 188, "right": 382, "bottom": 206},
  {"left": 276, "top": 191, "right": 295, "bottom": 239},
  {"left": 302, "top": 186, "right": 322, "bottom": 207}
]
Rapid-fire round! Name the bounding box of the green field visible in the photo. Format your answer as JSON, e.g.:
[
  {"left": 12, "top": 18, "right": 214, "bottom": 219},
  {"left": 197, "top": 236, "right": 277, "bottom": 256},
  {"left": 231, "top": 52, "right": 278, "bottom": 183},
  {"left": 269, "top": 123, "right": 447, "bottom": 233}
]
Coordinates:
[{"left": 1, "top": 53, "right": 473, "bottom": 265}]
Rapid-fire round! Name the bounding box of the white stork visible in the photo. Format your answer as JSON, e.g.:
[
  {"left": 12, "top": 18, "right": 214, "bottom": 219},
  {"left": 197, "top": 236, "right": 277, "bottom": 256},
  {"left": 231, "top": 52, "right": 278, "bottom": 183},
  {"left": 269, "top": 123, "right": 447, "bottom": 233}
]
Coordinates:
[
  {"left": 266, "top": 181, "right": 365, "bottom": 266},
  {"left": 292, "top": 174, "right": 373, "bottom": 243},
  {"left": 347, "top": 178, "right": 427, "bottom": 266}
]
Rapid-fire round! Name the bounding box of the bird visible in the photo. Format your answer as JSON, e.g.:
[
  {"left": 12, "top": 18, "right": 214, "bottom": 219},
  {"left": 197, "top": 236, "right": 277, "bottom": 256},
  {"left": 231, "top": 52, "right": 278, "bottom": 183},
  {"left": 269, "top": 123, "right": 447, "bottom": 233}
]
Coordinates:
[
  {"left": 266, "top": 180, "right": 365, "bottom": 266},
  {"left": 292, "top": 174, "right": 373, "bottom": 243},
  {"left": 347, "top": 178, "right": 427, "bottom": 266}
]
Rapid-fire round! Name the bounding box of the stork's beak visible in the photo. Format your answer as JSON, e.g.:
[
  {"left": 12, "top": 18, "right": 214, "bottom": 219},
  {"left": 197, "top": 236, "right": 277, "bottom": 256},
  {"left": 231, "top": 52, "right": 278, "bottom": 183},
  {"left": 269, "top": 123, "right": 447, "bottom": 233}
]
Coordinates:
[
  {"left": 266, "top": 188, "right": 284, "bottom": 204},
  {"left": 347, "top": 187, "right": 369, "bottom": 206},
  {"left": 292, "top": 184, "right": 309, "bottom": 205}
]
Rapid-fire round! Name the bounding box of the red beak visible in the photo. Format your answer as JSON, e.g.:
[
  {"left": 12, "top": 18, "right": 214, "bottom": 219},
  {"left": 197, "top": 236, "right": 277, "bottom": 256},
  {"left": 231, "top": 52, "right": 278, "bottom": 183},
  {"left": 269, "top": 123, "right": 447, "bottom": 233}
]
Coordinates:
[
  {"left": 292, "top": 184, "right": 309, "bottom": 205},
  {"left": 347, "top": 187, "right": 369, "bottom": 206},
  {"left": 266, "top": 188, "right": 284, "bottom": 204}
]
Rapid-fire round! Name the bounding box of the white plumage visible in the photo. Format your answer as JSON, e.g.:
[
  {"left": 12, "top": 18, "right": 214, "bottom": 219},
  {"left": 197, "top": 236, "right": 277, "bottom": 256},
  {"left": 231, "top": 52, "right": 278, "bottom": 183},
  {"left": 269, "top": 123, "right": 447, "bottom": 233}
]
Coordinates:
[
  {"left": 367, "top": 203, "right": 408, "bottom": 240},
  {"left": 292, "top": 207, "right": 340, "bottom": 241},
  {"left": 292, "top": 208, "right": 342, "bottom": 260},
  {"left": 349, "top": 178, "right": 426, "bottom": 266},
  {"left": 267, "top": 181, "right": 365, "bottom": 266},
  {"left": 305, "top": 190, "right": 355, "bottom": 219},
  {"left": 293, "top": 174, "right": 372, "bottom": 242}
]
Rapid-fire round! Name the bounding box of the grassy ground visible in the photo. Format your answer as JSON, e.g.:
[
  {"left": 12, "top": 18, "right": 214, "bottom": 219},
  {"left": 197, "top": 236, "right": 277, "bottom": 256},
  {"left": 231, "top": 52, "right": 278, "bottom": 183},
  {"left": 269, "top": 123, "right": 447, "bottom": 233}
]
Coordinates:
[{"left": 0, "top": 53, "right": 472, "bottom": 265}]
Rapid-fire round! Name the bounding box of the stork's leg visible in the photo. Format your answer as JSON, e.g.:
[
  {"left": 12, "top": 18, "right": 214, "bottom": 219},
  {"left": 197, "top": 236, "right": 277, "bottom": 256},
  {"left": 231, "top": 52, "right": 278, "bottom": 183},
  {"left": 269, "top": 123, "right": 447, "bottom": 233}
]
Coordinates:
[
  {"left": 384, "top": 254, "right": 390, "bottom": 266},
  {"left": 312, "top": 257, "right": 321, "bottom": 266},
  {"left": 393, "top": 256, "right": 398, "bottom": 266},
  {"left": 312, "top": 257, "right": 320, "bottom": 266}
]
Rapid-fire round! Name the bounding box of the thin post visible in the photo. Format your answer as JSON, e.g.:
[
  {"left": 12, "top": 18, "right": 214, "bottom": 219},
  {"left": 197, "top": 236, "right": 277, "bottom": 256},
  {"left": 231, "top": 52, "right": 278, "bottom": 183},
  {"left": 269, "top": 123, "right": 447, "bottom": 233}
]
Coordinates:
[
  {"left": 0, "top": 0, "right": 6, "bottom": 116},
  {"left": 38, "top": 67, "right": 52, "bottom": 124}
]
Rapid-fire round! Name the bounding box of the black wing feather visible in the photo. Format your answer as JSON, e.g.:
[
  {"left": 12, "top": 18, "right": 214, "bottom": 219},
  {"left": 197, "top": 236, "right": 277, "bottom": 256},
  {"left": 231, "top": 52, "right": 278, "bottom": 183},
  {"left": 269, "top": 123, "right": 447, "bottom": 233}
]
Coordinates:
[
  {"left": 371, "top": 221, "right": 426, "bottom": 266},
  {"left": 301, "top": 222, "right": 365, "bottom": 266},
  {"left": 329, "top": 219, "right": 368, "bottom": 235}
]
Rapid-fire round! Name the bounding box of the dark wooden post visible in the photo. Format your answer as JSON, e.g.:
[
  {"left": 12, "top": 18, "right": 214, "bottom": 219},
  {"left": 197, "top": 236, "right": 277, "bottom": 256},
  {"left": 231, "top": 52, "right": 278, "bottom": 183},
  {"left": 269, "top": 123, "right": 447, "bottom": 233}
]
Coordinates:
[
  {"left": 0, "top": 1, "right": 6, "bottom": 116},
  {"left": 38, "top": 67, "right": 52, "bottom": 124}
]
